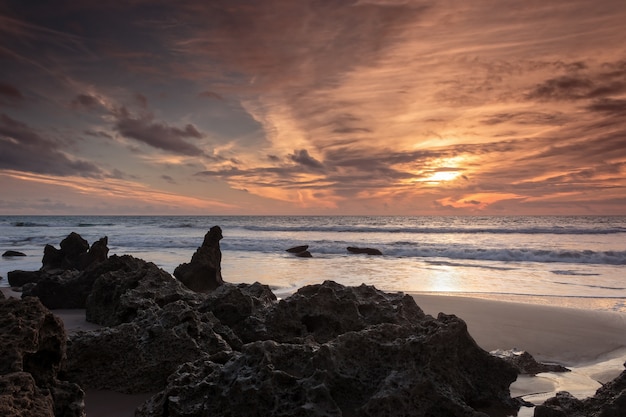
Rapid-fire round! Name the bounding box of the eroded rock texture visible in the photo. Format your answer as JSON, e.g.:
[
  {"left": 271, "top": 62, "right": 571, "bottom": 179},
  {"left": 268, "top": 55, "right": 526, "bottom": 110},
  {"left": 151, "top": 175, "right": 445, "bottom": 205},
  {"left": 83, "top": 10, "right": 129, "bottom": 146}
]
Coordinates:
[
  {"left": 131, "top": 281, "right": 518, "bottom": 416},
  {"left": 0, "top": 296, "right": 84, "bottom": 417}
]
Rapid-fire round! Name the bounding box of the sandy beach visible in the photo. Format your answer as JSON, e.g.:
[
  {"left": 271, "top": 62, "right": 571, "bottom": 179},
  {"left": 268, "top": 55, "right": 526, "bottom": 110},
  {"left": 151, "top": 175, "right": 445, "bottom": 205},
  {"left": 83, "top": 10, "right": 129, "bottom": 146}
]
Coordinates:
[{"left": 3, "top": 286, "right": 625, "bottom": 416}]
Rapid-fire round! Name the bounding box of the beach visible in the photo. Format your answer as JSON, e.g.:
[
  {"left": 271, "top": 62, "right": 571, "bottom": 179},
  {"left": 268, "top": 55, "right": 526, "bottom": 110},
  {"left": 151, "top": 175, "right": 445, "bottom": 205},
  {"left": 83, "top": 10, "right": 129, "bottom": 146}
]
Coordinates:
[{"left": 3, "top": 286, "right": 625, "bottom": 416}]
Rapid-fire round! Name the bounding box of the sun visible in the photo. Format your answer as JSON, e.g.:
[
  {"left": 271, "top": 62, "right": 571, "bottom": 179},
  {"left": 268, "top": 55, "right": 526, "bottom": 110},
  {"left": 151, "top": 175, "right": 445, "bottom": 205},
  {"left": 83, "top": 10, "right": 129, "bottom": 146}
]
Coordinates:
[{"left": 424, "top": 170, "right": 461, "bottom": 182}]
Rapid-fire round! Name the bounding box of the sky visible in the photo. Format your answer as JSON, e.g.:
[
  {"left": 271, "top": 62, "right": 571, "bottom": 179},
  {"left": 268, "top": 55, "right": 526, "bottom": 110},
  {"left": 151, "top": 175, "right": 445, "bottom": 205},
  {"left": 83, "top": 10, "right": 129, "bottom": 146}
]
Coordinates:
[{"left": 1, "top": 0, "right": 625, "bottom": 216}]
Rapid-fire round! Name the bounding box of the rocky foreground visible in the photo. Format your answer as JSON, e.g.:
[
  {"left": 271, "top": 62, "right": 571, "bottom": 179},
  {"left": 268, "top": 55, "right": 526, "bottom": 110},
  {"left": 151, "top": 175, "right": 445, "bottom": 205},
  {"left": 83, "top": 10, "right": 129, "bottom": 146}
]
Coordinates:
[{"left": 2, "top": 228, "right": 625, "bottom": 417}]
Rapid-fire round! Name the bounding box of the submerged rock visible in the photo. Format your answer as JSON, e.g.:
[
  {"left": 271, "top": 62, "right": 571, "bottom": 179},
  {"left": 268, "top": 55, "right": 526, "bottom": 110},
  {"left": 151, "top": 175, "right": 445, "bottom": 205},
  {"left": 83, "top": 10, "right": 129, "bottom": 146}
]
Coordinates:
[
  {"left": 347, "top": 246, "right": 383, "bottom": 255},
  {"left": 0, "top": 296, "right": 85, "bottom": 417},
  {"left": 286, "top": 245, "right": 309, "bottom": 253},
  {"left": 2, "top": 250, "right": 26, "bottom": 257},
  {"left": 174, "top": 225, "right": 224, "bottom": 292}
]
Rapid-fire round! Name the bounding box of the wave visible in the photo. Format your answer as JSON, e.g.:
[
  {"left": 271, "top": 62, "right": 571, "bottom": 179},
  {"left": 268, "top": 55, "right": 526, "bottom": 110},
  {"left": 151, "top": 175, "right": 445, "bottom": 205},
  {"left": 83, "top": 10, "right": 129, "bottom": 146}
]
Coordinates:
[
  {"left": 77, "top": 223, "right": 115, "bottom": 227},
  {"left": 13, "top": 221, "right": 49, "bottom": 227},
  {"left": 242, "top": 225, "right": 626, "bottom": 235}
]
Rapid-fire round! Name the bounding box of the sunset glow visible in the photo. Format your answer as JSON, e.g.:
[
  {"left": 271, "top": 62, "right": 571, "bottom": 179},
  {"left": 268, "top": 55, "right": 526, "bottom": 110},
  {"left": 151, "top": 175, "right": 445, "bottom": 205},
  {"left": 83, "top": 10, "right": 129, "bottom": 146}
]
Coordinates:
[{"left": 1, "top": 1, "right": 625, "bottom": 215}]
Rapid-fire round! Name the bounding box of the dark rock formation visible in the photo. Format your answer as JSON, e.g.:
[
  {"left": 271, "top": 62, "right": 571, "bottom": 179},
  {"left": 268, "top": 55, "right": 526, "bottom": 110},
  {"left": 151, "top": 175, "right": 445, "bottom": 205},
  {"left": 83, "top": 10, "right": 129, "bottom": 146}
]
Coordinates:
[
  {"left": 347, "top": 246, "right": 383, "bottom": 255},
  {"left": 261, "top": 280, "right": 426, "bottom": 344},
  {"left": 137, "top": 310, "right": 519, "bottom": 417},
  {"left": 286, "top": 245, "right": 309, "bottom": 253},
  {"left": 492, "top": 349, "right": 570, "bottom": 375},
  {"left": 535, "top": 362, "right": 626, "bottom": 417},
  {"left": 42, "top": 232, "right": 89, "bottom": 271},
  {"left": 86, "top": 255, "right": 201, "bottom": 327},
  {"left": 63, "top": 301, "right": 233, "bottom": 393},
  {"left": 8, "top": 232, "right": 109, "bottom": 304},
  {"left": 2, "top": 250, "right": 26, "bottom": 257},
  {"left": 0, "top": 296, "right": 85, "bottom": 417},
  {"left": 8, "top": 269, "right": 43, "bottom": 287},
  {"left": 174, "top": 225, "right": 224, "bottom": 292}
]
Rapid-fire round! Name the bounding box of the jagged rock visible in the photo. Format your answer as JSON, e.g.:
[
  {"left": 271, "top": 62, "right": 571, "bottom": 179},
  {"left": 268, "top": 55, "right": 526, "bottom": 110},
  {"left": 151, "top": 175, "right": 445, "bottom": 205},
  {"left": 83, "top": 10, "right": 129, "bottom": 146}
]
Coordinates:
[
  {"left": 63, "top": 301, "right": 233, "bottom": 393},
  {"left": 77, "top": 236, "right": 109, "bottom": 270},
  {"left": 2, "top": 250, "right": 26, "bottom": 257},
  {"left": 0, "top": 296, "right": 85, "bottom": 417},
  {"left": 137, "top": 315, "right": 519, "bottom": 417},
  {"left": 286, "top": 245, "right": 309, "bottom": 253},
  {"left": 8, "top": 270, "right": 43, "bottom": 287},
  {"left": 295, "top": 250, "right": 313, "bottom": 257},
  {"left": 535, "top": 363, "right": 626, "bottom": 417},
  {"left": 199, "top": 282, "right": 277, "bottom": 345},
  {"left": 40, "top": 232, "right": 108, "bottom": 272},
  {"left": 491, "top": 349, "right": 570, "bottom": 375},
  {"left": 260, "top": 280, "right": 425, "bottom": 343},
  {"left": 347, "top": 246, "right": 383, "bottom": 255},
  {"left": 174, "top": 226, "right": 224, "bottom": 292},
  {"left": 86, "top": 255, "right": 201, "bottom": 327},
  {"left": 21, "top": 270, "right": 82, "bottom": 309}
]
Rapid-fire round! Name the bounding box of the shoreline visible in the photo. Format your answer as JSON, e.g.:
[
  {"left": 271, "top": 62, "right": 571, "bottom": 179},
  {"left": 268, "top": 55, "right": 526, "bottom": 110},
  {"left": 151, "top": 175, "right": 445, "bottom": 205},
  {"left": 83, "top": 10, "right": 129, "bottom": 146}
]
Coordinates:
[{"left": 3, "top": 286, "right": 625, "bottom": 416}]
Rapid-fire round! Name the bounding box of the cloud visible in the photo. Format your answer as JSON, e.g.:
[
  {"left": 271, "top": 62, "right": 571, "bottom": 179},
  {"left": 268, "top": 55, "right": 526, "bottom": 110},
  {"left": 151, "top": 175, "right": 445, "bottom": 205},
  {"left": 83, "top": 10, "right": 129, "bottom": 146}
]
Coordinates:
[
  {"left": 289, "top": 149, "right": 324, "bottom": 170},
  {"left": 0, "top": 82, "right": 23, "bottom": 100},
  {"left": 114, "top": 109, "right": 206, "bottom": 156},
  {"left": 71, "top": 93, "right": 101, "bottom": 110},
  {"left": 0, "top": 113, "right": 102, "bottom": 177},
  {"left": 198, "top": 91, "right": 223, "bottom": 100},
  {"left": 586, "top": 98, "right": 626, "bottom": 116}
]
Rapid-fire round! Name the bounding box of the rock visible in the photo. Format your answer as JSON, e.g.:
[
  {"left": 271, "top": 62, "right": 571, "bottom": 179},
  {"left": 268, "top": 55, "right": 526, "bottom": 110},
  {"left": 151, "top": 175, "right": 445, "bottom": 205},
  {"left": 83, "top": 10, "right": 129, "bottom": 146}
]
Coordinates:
[
  {"left": 174, "top": 226, "right": 224, "bottom": 292},
  {"left": 2, "top": 250, "right": 26, "bottom": 257},
  {"left": 0, "top": 296, "right": 85, "bottom": 417},
  {"left": 286, "top": 245, "right": 309, "bottom": 253},
  {"left": 86, "top": 255, "right": 200, "bottom": 327},
  {"left": 77, "top": 236, "right": 109, "bottom": 270},
  {"left": 137, "top": 313, "right": 519, "bottom": 417},
  {"left": 295, "top": 250, "right": 313, "bottom": 257},
  {"left": 7, "top": 270, "right": 43, "bottom": 287},
  {"left": 63, "top": 300, "right": 233, "bottom": 393},
  {"left": 199, "top": 282, "right": 277, "bottom": 345},
  {"left": 347, "top": 246, "right": 383, "bottom": 255},
  {"left": 535, "top": 363, "right": 626, "bottom": 417},
  {"left": 41, "top": 232, "right": 108, "bottom": 272},
  {"left": 491, "top": 349, "right": 570, "bottom": 375},
  {"left": 260, "top": 280, "right": 425, "bottom": 343}
]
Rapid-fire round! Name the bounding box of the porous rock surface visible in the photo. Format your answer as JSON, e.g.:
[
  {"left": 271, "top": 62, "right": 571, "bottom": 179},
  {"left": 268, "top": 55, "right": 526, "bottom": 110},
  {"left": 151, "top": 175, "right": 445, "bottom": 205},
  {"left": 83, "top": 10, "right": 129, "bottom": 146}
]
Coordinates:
[
  {"left": 491, "top": 349, "right": 570, "bottom": 375},
  {"left": 133, "top": 281, "right": 520, "bottom": 416},
  {"left": 0, "top": 296, "right": 84, "bottom": 417}
]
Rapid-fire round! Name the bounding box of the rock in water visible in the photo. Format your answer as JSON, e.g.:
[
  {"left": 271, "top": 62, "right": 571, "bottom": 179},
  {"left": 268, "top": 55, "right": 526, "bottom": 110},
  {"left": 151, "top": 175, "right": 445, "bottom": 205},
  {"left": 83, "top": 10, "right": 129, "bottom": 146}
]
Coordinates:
[
  {"left": 2, "top": 250, "right": 26, "bottom": 257},
  {"left": 174, "top": 226, "right": 224, "bottom": 292},
  {"left": 347, "top": 246, "right": 383, "bottom": 255},
  {"left": 0, "top": 296, "right": 85, "bottom": 417},
  {"left": 491, "top": 349, "right": 570, "bottom": 375}
]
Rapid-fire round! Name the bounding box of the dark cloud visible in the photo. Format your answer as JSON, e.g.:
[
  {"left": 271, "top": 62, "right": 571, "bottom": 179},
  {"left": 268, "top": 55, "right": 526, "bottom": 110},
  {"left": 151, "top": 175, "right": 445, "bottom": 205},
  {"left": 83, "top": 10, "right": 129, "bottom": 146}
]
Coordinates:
[
  {"left": 0, "top": 113, "right": 101, "bottom": 176},
  {"left": 83, "top": 129, "right": 113, "bottom": 139},
  {"left": 289, "top": 149, "right": 324, "bottom": 170},
  {"left": 71, "top": 94, "right": 100, "bottom": 110},
  {"left": 586, "top": 98, "right": 626, "bottom": 116},
  {"left": 114, "top": 109, "right": 206, "bottom": 156},
  {"left": 0, "top": 82, "right": 23, "bottom": 100},
  {"left": 134, "top": 93, "right": 148, "bottom": 109},
  {"left": 526, "top": 75, "right": 594, "bottom": 101},
  {"left": 161, "top": 174, "right": 176, "bottom": 184},
  {"left": 481, "top": 111, "right": 567, "bottom": 126},
  {"left": 198, "top": 91, "right": 223, "bottom": 100}
]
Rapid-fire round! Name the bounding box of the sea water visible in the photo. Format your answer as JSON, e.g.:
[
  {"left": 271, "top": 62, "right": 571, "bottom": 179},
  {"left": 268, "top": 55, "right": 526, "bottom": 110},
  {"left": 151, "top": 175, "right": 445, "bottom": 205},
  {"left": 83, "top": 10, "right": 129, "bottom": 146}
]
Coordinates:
[{"left": 1, "top": 215, "right": 625, "bottom": 311}]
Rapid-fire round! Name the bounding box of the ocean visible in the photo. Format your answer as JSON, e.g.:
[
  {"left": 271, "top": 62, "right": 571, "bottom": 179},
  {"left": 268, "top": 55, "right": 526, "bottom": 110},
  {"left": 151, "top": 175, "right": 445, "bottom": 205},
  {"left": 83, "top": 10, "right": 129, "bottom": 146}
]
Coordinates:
[{"left": 1, "top": 215, "right": 625, "bottom": 312}]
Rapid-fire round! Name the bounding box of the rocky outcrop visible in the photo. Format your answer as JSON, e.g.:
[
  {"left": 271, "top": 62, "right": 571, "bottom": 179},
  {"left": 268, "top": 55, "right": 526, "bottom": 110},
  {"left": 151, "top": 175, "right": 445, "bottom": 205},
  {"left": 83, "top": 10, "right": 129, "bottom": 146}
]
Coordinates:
[
  {"left": 7, "top": 233, "right": 109, "bottom": 308},
  {"left": 0, "top": 296, "right": 85, "bottom": 417},
  {"left": 63, "top": 301, "right": 233, "bottom": 393},
  {"left": 534, "top": 363, "right": 626, "bottom": 417},
  {"left": 491, "top": 349, "right": 570, "bottom": 375},
  {"left": 86, "top": 255, "right": 201, "bottom": 327},
  {"left": 347, "top": 246, "right": 383, "bottom": 255},
  {"left": 174, "top": 225, "right": 224, "bottom": 292},
  {"left": 137, "top": 306, "right": 519, "bottom": 417}
]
